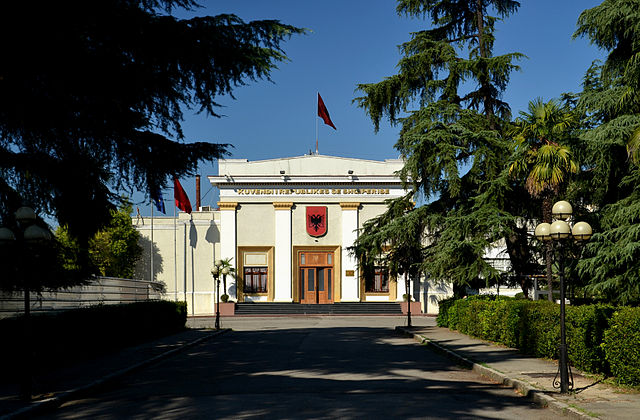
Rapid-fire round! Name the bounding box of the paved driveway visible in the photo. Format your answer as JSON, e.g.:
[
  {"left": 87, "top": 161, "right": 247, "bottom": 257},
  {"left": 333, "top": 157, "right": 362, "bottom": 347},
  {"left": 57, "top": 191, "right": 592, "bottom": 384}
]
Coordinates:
[{"left": 47, "top": 317, "right": 548, "bottom": 419}]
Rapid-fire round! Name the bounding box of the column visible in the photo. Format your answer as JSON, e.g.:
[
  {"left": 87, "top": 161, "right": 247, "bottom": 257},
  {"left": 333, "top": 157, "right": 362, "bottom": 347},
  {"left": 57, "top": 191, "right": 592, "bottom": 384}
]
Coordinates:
[
  {"left": 273, "top": 202, "right": 293, "bottom": 302},
  {"left": 218, "top": 202, "right": 237, "bottom": 298},
  {"left": 340, "top": 202, "right": 360, "bottom": 301}
]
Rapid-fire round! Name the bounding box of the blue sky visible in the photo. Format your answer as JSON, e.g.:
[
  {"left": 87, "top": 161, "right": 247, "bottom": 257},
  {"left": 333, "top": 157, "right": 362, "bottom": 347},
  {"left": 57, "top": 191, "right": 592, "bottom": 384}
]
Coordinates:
[{"left": 140, "top": 0, "right": 606, "bottom": 215}]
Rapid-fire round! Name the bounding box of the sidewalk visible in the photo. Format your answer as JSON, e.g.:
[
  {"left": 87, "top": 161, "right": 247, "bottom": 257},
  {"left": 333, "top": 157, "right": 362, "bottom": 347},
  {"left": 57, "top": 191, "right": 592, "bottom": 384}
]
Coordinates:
[
  {"left": 398, "top": 323, "right": 640, "bottom": 419},
  {"left": 0, "top": 328, "right": 226, "bottom": 419}
]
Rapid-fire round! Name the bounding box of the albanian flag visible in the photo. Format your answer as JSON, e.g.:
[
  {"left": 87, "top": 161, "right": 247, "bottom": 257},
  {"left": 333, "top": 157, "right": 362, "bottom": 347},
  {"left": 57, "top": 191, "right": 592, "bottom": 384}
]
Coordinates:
[
  {"left": 173, "top": 178, "right": 192, "bottom": 214},
  {"left": 317, "top": 93, "right": 336, "bottom": 130}
]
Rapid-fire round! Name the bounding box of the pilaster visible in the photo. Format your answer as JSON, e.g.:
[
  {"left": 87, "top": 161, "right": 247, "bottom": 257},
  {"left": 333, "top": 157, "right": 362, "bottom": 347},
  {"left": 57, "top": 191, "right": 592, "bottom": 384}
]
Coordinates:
[
  {"left": 340, "top": 202, "right": 360, "bottom": 301},
  {"left": 273, "top": 202, "right": 293, "bottom": 302},
  {"left": 218, "top": 202, "right": 237, "bottom": 298}
]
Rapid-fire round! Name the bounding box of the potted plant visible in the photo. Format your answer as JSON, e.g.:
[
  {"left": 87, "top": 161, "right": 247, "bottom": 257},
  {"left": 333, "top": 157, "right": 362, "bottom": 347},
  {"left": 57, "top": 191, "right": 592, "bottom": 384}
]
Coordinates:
[{"left": 401, "top": 293, "right": 421, "bottom": 315}]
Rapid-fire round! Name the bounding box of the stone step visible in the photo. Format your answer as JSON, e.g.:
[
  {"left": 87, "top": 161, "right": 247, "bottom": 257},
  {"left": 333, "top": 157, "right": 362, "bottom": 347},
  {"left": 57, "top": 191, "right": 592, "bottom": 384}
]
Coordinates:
[{"left": 235, "top": 302, "right": 403, "bottom": 315}]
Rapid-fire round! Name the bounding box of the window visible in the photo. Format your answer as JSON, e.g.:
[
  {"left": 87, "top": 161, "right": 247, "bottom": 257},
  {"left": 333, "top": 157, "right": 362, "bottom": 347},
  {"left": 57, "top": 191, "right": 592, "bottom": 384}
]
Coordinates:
[
  {"left": 244, "top": 267, "right": 268, "bottom": 293},
  {"left": 366, "top": 267, "right": 389, "bottom": 293}
]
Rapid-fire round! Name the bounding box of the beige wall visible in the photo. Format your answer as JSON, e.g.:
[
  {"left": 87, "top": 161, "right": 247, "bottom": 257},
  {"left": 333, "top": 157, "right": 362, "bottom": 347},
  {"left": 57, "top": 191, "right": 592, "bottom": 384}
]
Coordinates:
[
  {"left": 358, "top": 203, "right": 389, "bottom": 229},
  {"left": 134, "top": 211, "right": 220, "bottom": 315},
  {"left": 236, "top": 203, "right": 275, "bottom": 246}
]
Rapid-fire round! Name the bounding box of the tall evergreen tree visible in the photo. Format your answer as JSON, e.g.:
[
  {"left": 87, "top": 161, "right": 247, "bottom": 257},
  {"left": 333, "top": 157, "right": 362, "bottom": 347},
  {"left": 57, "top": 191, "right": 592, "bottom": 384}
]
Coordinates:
[
  {"left": 354, "top": 1, "right": 532, "bottom": 295},
  {"left": 573, "top": 0, "right": 640, "bottom": 304},
  {"left": 0, "top": 1, "right": 303, "bottom": 266}
]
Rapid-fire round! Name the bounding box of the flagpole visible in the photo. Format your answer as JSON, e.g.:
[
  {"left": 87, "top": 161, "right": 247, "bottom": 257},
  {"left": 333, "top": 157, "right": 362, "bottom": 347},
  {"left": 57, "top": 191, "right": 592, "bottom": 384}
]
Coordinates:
[
  {"left": 174, "top": 203, "right": 177, "bottom": 301},
  {"left": 315, "top": 92, "right": 319, "bottom": 155},
  {"left": 151, "top": 200, "right": 154, "bottom": 283}
]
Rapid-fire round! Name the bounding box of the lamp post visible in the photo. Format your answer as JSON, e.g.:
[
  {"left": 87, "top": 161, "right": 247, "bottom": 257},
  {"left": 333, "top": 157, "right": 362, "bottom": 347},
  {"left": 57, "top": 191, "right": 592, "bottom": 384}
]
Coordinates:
[
  {"left": 0, "top": 206, "right": 52, "bottom": 400},
  {"left": 211, "top": 260, "right": 230, "bottom": 330},
  {"left": 534, "top": 200, "right": 591, "bottom": 394}
]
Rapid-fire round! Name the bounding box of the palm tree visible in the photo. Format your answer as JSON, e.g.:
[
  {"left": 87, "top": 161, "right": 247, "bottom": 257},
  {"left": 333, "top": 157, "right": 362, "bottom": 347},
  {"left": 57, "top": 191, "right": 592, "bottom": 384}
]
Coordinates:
[
  {"left": 219, "top": 257, "right": 237, "bottom": 301},
  {"left": 509, "top": 98, "right": 578, "bottom": 300}
]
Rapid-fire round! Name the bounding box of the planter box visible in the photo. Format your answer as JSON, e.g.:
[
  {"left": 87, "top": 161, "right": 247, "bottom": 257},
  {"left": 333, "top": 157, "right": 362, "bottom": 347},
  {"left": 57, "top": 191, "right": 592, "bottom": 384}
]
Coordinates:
[
  {"left": 214, "top": 302, "right": 236, "bottom": 316},
  {"left": 400, "top": 301, "right": 422, "bottom": 315}
]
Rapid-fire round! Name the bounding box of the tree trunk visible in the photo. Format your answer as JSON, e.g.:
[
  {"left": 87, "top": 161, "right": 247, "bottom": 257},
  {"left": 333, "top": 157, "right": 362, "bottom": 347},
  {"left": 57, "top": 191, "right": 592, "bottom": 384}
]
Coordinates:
[
  {"left": 543, "top": 196, "right": 554, "bottom": 301},
  {"left": 504, "top": 224, "right": 532, "bottom": 299}
]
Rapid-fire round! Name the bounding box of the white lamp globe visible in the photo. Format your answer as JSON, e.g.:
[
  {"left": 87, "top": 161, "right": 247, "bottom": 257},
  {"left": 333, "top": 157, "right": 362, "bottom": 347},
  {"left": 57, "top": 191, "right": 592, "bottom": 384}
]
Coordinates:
[
  {"left": 23, "top": 225, "right": 51, "bottom": 243},
  {"left": 0, "top": 227, "right": 17, "bottom": 244},
  {"left": 549, "top": 220, "right": 571, "bottom": 239},
  {"left": 572, "top": 221, "right": 592, "bottom": 241},
  {"left": 552, "top": 201, "right": 573, "bottom": 221},
  {"left": 534, "top": 223, "right": 551, "bottom": 241},
  {"left": 15, "top": 206, "right": 36, "bottom": 224}
]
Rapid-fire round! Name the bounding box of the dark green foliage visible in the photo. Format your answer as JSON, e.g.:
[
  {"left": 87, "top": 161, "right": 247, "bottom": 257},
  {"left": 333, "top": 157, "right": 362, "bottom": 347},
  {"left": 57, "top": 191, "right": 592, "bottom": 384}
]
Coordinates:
[
  {"left": 566, "top": 304, "right": 615, "bottom": 373},
  {"left": 351, "top": 196, "right": 424, "bottom": 293},
  {"left": 440, "top": 298, "right": 620, "bottom": 378},
  {"left": 480, "top": 298, "right": 525, "bottom": 347},
  {"left": 602, "top": 307, "right": 640, "bottom": 385},
  {"left": 0, "top": 0, "right": 303, "bottom": 253},
  {"left": 573, "top": 1, "right": 640, "bottom": 304},
  {"left": 519, "top": 301, "right": 561, "bottom": 359},
  {"left": 353, "top": 1, "right": 534, "bottom": 294},
  {"left": 0, "top": 300, "right": 187, "bottom": 380},
  {"left": 0, "top": 228, "right": 86, "bottom": 293},
  {"left": 57, "top": 203, "right": 143, "bottom": 279},
  {"left": 578, "top": 168, "right": 640, "bottom": 304},
  {"left": 436, "top": 296, "right": 457, "bottom": 327}
]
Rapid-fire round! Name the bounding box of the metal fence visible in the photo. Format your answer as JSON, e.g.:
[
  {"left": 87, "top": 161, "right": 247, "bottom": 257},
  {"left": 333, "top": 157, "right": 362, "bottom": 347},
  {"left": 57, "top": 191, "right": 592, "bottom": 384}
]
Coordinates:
[{"left": 0, "top": 277, "right": 165, "bottom": 318}]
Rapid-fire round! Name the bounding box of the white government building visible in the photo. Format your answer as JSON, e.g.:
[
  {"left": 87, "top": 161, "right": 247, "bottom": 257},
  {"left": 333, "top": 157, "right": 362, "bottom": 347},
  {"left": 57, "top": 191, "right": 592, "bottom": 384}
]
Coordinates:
[{"left": 134, "top": 154, "right": 457, "bottom": 316}]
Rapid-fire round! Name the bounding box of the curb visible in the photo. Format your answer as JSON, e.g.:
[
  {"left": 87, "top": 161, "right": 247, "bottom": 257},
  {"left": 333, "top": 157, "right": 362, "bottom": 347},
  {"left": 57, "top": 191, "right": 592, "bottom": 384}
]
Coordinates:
[
  {"left": 396, "top": 327, "right": 590, "bottom": 419},
  {"left": 1, "top": 328, "right": 230, "bottom": 420}
]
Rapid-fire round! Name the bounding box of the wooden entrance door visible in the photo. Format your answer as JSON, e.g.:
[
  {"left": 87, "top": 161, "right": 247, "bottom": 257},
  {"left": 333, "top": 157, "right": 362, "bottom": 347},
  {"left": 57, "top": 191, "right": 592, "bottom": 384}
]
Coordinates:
[{"left": 299, "top": 252, "right": 333, "bottom": 304}]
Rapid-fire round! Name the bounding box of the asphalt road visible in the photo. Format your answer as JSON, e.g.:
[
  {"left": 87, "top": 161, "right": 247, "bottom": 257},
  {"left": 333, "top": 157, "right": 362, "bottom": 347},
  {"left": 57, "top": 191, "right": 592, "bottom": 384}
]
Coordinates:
[{"left": 45, "top": 317, "right": 548, "bottom": 419}]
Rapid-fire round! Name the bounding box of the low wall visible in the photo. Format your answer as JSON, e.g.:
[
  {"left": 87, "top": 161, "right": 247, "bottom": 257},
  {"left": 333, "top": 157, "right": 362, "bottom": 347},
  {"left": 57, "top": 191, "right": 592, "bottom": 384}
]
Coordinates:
[{"left": 0, "top": 277, "right": 164, "bottom": 318}]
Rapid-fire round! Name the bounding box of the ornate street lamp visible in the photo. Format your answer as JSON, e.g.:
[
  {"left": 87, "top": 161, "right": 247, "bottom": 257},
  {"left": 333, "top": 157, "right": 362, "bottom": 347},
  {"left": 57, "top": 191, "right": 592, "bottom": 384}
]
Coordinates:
[
  {"left": 534, "top": 200, "right": 592, "bottom": 394},
  {"left": 211, "top": 261, "right": 221, "bottom": 330},
  {"left": 0, "top": 206, "right": 52, "bottom": 400},
  {"left": 211, "top": 260, "right": 230, "bottom": 331}
]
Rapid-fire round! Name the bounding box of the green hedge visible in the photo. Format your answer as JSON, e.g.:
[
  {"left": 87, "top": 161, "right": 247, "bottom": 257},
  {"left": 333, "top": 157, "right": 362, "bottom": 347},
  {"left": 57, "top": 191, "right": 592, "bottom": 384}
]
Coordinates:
[
  {"left": 437, "top": 297, "right": 630, "bottom": 383},
  {"left": 1, "top": 300, "right": 187, "bottom": 379},
  {"left": 602, "top": 307, "right": 640, "bottom": 386},
  {"left": 436, "top": 296, "right": 456, "bottom": 327}
]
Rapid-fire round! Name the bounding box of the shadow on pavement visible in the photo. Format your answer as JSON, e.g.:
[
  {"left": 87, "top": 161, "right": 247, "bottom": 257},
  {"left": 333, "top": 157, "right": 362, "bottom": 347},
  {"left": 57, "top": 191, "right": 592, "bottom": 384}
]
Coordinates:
[{"left": 36, "top": 326, "right": 546, "bottom": 419}]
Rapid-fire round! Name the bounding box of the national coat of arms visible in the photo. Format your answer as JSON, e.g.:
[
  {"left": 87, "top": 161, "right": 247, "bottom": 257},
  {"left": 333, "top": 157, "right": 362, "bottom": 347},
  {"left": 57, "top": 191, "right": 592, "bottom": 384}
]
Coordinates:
[{"left": 306, "top": 206, "right": 327, "bottom": 237}]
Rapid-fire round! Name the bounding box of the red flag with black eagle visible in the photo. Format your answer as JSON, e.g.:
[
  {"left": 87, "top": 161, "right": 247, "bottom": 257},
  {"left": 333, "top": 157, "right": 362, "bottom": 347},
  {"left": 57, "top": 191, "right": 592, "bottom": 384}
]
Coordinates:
[
  {"left": 317, "top": 93, "right": 336, "bottom": 130},
  {"left": 173, "top": 178, "right": 192, "bottom": 214}
]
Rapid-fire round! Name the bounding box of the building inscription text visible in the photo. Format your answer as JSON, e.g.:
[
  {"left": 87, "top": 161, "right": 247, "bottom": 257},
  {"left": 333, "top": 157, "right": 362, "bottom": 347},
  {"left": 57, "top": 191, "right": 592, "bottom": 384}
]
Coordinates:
[{"left": 236, "top": 188, "right": 390, "bottom": 196}]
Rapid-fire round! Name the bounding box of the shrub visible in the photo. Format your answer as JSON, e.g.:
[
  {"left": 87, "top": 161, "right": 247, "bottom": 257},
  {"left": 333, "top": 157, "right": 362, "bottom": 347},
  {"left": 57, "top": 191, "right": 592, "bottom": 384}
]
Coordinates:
[
  {"left": 436, "top": 296, "right": 456, "bottom": 327},
  {"left": 495, "top": 299, "right": 526, "bottom": 348},
  {"left": 457, "top": 297, "right": 490, "bottom": 337},
  {"left": 566, "top": 304, "right": 614, "bottom": 373},
  {"left": 602, "top": 307, "right": 640, "bottom": 386},
  {"left": 0, "top": 300, "right": 187, "bottom": 380},
  {"left": 520, "top": 301, "right": 559, "bottom": 359},
  {"left": 437, "top": 296, "right": 639, "bottom": 384}
]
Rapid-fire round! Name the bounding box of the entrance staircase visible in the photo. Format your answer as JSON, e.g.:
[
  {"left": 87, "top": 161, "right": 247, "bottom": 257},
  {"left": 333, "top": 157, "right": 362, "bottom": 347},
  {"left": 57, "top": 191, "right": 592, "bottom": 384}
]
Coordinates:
[{"left": 235, "top": 302, "right": 402, "bottom": 316}]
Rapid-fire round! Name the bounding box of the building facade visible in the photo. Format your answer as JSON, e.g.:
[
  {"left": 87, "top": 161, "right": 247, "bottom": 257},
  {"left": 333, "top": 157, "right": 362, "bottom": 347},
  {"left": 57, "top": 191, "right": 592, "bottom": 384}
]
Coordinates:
[{"left": 134, "top": 154, "right": 453, "bottom": 315}]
